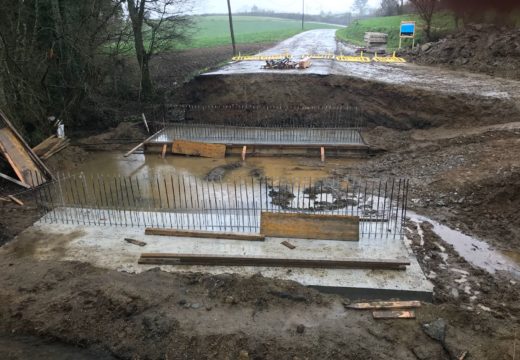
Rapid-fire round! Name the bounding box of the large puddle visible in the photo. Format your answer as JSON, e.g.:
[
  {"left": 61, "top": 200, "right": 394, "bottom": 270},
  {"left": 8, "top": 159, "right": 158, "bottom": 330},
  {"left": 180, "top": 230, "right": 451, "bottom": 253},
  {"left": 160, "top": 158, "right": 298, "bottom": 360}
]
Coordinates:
[
  {"left": 70, "top": 151, "right": 360, "bottom": 181},
  {"left": 408, "top": 211, "right": 520, "bottom": 278}
]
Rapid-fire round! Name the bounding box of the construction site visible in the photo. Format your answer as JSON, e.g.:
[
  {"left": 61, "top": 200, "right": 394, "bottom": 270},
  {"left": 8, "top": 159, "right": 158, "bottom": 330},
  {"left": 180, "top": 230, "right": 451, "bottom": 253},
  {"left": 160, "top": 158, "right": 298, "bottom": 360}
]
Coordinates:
[{"left": 1, "top": 2, "right": 520, "bottom": 359}]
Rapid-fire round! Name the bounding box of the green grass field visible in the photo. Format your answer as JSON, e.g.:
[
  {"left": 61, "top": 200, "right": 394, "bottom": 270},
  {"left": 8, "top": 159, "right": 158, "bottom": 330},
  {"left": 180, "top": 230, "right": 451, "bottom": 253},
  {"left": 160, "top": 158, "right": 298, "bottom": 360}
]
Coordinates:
[
  {"left": 177, "top": 15, "right": 341, "bottom": 49},
  {"left": 336, "top": 13, "right": 456, "bottom": 50}
]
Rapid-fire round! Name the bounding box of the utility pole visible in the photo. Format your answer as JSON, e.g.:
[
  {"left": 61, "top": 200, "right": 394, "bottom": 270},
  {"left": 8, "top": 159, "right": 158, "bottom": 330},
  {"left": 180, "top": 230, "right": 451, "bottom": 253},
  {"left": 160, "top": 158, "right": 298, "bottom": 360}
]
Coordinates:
[
  {"left": 227, "top": 0, "right": 237, "bottom": 56},
  {"left": 301, "top": 0, "right": 305, "bottom": 30}
]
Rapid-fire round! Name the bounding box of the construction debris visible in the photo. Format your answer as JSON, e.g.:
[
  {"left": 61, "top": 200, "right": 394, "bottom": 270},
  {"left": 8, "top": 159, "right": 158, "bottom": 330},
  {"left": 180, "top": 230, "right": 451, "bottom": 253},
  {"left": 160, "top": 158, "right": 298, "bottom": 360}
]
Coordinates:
[
  {"left": 172, "top": 139, "right": 226, "bottom": 158},
  {"left": 347, "top": 300, "right": 421, "bottom": 310},
  {"left": 281, "top": 240, "right": 296, "bottom": 249},
  {"left": 33, "top": 135, "right": 70, "bottom": 160},
  {"left": 372, "top": 310, "right": 416, "bottom": 319},
  {"left": 124, "top": 238, "right": 147, "bottom": 247},
  {"left": 263, "top": 57, "right": 309, "bottom": 70},
  {"left": 138, "top": 253, "right": 410, "bottom": 270},
  {"left": 0, "top": 109, "right": 53, "bottom": 188}
]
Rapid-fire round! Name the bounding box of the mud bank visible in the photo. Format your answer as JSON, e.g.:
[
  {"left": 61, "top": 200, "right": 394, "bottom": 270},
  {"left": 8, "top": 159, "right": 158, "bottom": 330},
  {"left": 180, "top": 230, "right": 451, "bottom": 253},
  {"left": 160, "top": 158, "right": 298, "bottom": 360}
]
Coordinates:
[{"left": 183, "top": 73, "right": 520, "bottom": 129}]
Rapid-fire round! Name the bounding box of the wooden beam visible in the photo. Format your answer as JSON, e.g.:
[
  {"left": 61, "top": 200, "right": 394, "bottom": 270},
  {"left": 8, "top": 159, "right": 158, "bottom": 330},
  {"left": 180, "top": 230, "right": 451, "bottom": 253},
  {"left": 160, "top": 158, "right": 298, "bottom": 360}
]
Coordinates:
[
  {"left": 144, "top": 228, "right": 265, "bottom": 241},
  {"left": 372, "top": 310, "right": 416, "bottom": 319},
  {"left": 346, "top": 301, "right": 421, "bottom": 310},
  {"left": 8, "top": 195, "right": 24, "bottom": 206},
  {"left": 172, "top": 139, "right": 226, "bottom": 159},
  {"left": 260, "top": 212, "right": 359, "bottom": 241},
  {"left": 0, "top": 171, "right": 31, "bottom": 189},
  {"left": 124, "top": 129, "right": 164, "bottom": 157},
  {"left": 138, "top": 253, "right": 410, "bottom": 270}
]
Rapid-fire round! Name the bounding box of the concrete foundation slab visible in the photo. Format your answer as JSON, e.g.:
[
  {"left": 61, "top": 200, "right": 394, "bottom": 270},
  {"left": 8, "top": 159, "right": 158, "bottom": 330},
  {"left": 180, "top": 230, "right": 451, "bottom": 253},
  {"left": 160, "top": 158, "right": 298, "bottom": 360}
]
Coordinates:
[{"left": 2, "top": 215, "right": 433, "bottom": 301}]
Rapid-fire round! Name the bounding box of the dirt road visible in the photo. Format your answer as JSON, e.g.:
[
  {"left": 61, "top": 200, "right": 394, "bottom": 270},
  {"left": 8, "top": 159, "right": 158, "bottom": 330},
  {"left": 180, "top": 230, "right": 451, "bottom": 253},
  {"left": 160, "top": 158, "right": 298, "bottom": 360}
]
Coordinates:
[{"left": 207, "top": 30, "right": 520, "bottom": 101}]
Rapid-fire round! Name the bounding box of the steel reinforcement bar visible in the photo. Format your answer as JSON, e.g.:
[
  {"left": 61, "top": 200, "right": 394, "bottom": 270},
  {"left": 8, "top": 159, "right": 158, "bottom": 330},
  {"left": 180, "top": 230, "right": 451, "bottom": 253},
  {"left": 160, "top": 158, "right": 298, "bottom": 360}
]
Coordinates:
[{"left": 28, "top": 172, "right": 409, "bottom": 239}]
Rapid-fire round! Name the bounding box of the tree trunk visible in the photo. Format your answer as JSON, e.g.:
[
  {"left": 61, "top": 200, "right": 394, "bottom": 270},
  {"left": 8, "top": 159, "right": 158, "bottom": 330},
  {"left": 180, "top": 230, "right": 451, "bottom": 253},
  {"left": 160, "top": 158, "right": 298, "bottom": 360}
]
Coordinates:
[{"left": 127, "top": 0, "right": 153, "bottom": 99}]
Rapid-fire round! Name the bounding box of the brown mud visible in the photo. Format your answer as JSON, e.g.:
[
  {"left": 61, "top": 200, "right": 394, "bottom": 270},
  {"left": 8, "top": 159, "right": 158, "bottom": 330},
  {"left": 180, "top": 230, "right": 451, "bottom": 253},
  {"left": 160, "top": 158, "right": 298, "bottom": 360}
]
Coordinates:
[
  {"left": 1, "top": 38, "right": 520, "bottom": 359},
  {"left": 183, "top": 73, "right": 520, "bottom": 129}
]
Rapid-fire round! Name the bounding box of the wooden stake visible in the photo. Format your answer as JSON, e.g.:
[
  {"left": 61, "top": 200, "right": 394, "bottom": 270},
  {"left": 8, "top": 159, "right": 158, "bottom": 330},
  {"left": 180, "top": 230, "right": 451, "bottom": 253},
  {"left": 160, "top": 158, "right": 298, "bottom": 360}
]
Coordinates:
[
  {"left": 242, "top": 146, "right": 247, "bottom": 161},
  {"left": 320, "top": 146, "right": 325, "bottom": 162},
  {"left": 142, "top": 113, "right": 150, "bottom": 133},
  {"left": 8, "top": 195, "right": 24, "bottom": 206},
  {"left": 161, "top": 144, "right": 167, "bottom": 159}
]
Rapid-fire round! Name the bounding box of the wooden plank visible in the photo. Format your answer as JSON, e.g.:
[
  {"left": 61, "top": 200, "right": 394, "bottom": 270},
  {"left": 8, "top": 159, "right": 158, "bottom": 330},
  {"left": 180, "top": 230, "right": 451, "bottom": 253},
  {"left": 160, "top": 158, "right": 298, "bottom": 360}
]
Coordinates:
[
  {"left": 281, "top": 240, "right": 296, "bottom": 249},
  {"left": 0, "top": 109, "right": 53, "bottom": 180},
  {"left": 172, "top": 139, "right": 226, "bottom": 159},
  {"left": 346, "top": 301, "right": 421, "bottom": 310},
  {"left": 372, "top": 310, "right": 416, "bottom": 319},
  {"left": 124, "top": 238, "right": 147, "bottom": 247},
  {"left": 8, "top": 195, "right": 24, "bottom": 206},
  {"left": 0, "top": 171, "right": 31, "bottom": 189},
  {"left": 144, "top": 228, "right": 265, "bottom": 241},
  {"left": 260, "top": 212, "right": 359, "bottom": 241},
  {"left": 124, "top": 129, "right": 163, "bottom": 157},
  {"left": 32, "top": 135, "right": 58, "bottom": 155},
  {"left": 40, "top": 139, "right": 70, "bottom": 160},
  {"left": 0, "top": 139, "right": 26, "bottom": 184},
  {"left": 138, "top": 253, "right": 410, "bottom": 270}
]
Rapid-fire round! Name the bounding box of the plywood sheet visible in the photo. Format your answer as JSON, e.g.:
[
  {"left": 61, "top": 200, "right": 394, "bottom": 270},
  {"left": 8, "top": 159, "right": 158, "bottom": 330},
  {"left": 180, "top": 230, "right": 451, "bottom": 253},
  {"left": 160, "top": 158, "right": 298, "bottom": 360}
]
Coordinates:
[
  {"left": 260, "top": 212, "right": 359, "bottom": 241},
  {"left": 172, "top": 139, "right": 226, "bottom": 158}
]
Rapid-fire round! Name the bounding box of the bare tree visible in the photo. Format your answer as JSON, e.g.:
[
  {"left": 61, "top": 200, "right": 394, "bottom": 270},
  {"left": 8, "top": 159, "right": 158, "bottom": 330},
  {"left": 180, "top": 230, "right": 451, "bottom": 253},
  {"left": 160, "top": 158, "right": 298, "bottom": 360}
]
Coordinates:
[
  {"left": 126, "top": 0, "right": 193, "bottom": 100},
  {"left": 409, "top": 0, "right": 438, "bottom": 40},
  {"left": 380, "top": 0, "right": 400, "bottom": 16},
  {"left": 351, "top": 0, "right": 369, "bottom": 16}
]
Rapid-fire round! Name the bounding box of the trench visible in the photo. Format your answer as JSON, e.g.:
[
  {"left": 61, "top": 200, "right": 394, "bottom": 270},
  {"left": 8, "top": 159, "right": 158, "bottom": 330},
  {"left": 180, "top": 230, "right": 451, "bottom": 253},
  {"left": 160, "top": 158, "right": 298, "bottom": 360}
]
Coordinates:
[{"left": 408, "top": 211, "right": 520, "bottom": 279}]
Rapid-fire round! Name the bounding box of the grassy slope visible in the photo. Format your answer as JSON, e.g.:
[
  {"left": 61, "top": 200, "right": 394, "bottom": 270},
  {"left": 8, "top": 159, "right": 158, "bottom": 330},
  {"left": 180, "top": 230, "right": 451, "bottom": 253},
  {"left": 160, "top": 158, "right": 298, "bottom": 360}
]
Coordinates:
[
  {"left": 336, "top": 13, "right": 456, "bottom": 50},
  {"left": 178, "top": 16, "right": 341, "bottom": 49}
]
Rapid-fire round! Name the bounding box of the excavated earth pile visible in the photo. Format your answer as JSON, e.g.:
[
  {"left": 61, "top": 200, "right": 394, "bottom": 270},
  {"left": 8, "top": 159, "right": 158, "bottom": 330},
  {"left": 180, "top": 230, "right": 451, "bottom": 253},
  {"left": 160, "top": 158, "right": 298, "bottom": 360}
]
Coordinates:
[
  {"left": 183, "top": 73, "right": 520, "bottom": 129},
  {"left": 404, "top": 24, "right": 520, "bottom": 80}
]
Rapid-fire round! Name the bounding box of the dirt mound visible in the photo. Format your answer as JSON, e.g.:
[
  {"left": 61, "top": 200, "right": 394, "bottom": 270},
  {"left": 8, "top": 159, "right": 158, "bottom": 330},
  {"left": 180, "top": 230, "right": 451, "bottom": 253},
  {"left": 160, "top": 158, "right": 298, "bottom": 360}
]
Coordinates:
[
  {"left": 184, "top": 73, "right": 520, "bottom": 130},
  {"left": 78, "top": 122, "right": 146, "bottom": 151},
  {"left": 404, "top": 24, "right": 520, "bottom": 80}
]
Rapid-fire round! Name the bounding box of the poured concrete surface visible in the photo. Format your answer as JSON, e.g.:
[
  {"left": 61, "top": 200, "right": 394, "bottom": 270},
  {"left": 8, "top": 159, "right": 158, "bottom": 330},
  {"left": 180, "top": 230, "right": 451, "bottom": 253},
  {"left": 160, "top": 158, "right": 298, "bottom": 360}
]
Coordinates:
[{"left": 3, "top": 215, "right": 433, "bottom": 301}]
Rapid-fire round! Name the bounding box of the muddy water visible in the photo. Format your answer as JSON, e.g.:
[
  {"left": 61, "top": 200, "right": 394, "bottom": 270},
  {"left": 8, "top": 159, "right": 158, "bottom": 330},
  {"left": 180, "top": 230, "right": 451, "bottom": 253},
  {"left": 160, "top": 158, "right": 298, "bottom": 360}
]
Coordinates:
[
  {"left": 408, "top": 211, "right": 520, "bottom": 278},
  {"left": 71, "top": 151, "right": 360, "bottom": 181}
]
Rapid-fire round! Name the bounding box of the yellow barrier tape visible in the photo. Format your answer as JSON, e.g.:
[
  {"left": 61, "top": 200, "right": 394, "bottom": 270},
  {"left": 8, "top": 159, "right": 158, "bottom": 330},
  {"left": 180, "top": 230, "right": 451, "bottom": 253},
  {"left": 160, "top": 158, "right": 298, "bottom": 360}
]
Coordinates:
[
  {"left": 302, "top": 54, "right": 335, "bottom": 60},
  {"left": 232, "top": 51, "right": 406, "bottom": 63},
  {"left": 232, "top": 54, "right": 291, "bottom": 61},
  {"left": 372, "top": 52, "right": 407, "bottom": 63},
  {"left": 335, "top": 55, "right": 371, "bottom": 63}
]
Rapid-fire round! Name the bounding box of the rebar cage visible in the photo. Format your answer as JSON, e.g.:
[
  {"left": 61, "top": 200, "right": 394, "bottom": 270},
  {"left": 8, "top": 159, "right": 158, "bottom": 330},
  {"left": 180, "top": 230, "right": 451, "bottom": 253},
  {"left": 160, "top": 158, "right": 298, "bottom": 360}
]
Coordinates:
[{"left": 26, "top": 171, "right": 409, "bottom": 239}]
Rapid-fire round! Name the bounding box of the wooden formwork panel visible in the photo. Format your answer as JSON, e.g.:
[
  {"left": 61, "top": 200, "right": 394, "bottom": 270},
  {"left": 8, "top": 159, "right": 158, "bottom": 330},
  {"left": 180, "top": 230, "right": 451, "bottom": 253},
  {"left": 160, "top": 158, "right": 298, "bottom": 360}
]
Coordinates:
[
  {"left": 0, "top": 128, "right": 44, "bottom": 187},
  {"left": 172, "top": 139, "right": 226, "bottom": 158},
  {"left": 260, "top": 212, "right": 359, "bottom": 241}
]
